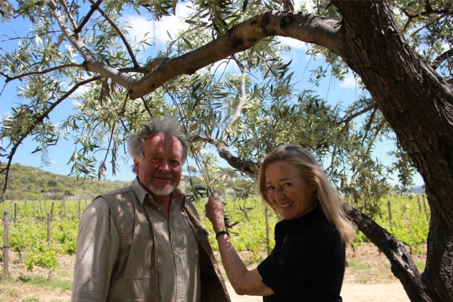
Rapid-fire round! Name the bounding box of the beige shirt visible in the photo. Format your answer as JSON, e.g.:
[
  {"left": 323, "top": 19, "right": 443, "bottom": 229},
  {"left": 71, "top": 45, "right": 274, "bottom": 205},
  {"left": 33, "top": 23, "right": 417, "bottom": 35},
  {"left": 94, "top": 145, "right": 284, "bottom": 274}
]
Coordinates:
[
  {"left": 72, "top": 179, "right": 202, "bottom": 301},
  {"left": 145, "top": 193, "right": 200, "bottom": 302}
]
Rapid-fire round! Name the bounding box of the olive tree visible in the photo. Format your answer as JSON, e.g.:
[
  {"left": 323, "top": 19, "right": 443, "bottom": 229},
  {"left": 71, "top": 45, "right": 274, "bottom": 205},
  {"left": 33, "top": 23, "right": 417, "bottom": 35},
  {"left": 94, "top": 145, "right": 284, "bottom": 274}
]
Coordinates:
[{"left": 1, "top": 1, "right": 452, "bottom": 301}]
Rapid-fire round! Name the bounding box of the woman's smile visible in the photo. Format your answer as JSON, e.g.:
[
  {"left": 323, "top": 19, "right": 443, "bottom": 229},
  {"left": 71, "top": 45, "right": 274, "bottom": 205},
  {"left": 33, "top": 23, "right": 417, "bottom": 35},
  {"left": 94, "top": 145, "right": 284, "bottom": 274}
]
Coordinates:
[{"left": 265, "top": 161, "right": 317, "bottom": 220}]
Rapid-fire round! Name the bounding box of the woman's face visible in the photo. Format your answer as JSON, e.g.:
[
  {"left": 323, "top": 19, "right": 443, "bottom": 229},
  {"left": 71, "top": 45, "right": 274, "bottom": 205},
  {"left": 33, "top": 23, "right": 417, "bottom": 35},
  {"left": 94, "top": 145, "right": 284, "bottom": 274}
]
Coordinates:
[{"left": 265, "top": 161, "right": 316, "bottom": 220}]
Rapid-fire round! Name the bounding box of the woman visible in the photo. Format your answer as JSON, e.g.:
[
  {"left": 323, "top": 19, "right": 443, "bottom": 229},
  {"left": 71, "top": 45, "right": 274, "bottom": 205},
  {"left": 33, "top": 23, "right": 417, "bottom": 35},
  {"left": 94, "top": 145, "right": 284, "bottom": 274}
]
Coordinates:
[{"left": 205, "top": 145, "right": 355, "bottom": 301}]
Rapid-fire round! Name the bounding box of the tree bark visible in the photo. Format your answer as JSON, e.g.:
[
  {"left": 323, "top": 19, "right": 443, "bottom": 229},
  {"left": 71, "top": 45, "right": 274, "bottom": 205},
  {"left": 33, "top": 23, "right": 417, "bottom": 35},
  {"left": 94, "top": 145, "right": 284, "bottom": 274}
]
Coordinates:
[
  {"left": 343, "top": 204, "right": 431, "bottom": 302},
  {"left": 333, "top": 1, "right": 453, "bottom": 301}
]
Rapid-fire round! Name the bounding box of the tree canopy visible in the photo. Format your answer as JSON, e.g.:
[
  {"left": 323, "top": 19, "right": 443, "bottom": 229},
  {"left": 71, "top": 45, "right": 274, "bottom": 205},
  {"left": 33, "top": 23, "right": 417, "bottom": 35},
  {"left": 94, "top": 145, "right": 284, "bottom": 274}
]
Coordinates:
[{"left": 1, "top": 1, "right": 453, "bottom": 301}]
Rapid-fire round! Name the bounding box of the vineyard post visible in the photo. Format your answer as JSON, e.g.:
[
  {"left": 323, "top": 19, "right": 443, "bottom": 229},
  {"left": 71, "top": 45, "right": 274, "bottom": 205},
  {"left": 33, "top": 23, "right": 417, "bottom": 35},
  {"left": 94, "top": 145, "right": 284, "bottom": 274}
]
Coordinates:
[
  {"left": 388, "top": 200, "right": 393, "bottom": 229},
  {"left": 417, "top": 195, "right": 422, "bottom": 213},
  {"left": 47, "top": 213, "right": 51, "bottom": 246},
  {"left": 3, "top": 210, "right": 9, "bottom": 276},
  {"left": 62, "top": 199, "right": 66, "bottom": 218},
  {"left": 51, "top": 202, "right": 54, "bottom": 221},
  {"left": 34, "top": 200, "right": 37, "bottom": 224},
  {"left": 39, "top": 199, "right": 43, "bottom": 217},
  {"left": 78, "top": 200, "right": 81, "bottom": 219},
  {"left": 14, "top": 203, "right": 17, "bottom": 225},
  {"left": 422, "top": 194, "right": 428, "bottom": 217}
]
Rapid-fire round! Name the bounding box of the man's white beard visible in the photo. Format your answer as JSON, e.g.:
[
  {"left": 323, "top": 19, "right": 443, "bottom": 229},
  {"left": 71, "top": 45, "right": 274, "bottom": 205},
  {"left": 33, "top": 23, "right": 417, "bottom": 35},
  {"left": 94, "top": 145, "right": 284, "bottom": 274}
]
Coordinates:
[{"left": 148, "top": 183, "right": 175, "bottom": 196}]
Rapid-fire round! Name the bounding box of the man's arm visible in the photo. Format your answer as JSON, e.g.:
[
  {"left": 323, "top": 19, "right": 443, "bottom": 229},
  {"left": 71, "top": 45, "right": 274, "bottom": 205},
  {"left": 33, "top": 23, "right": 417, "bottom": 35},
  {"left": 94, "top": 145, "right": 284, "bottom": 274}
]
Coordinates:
[{"left": 72, "top": 198, "right": 119, "bottom": 301}]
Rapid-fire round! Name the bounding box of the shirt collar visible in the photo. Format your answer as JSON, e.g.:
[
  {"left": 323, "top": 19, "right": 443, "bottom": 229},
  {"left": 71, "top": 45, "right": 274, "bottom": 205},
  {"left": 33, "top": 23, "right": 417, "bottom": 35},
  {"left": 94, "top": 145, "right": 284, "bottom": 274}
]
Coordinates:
[{"left": 278, "top": 206, "right": 325, "bottom": 233}]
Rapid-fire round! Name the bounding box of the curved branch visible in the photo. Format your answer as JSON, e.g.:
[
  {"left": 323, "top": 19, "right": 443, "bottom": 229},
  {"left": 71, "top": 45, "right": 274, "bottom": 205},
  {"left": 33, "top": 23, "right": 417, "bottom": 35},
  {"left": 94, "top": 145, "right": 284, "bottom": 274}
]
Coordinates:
[
  {"left": 431, "top": 49, "right": 453, "bottom": 70},
  {"left": 342, "top": 204, "right": 432, "bottom": 302},
  {"left": 48, "top": 0, "right": 138, "bottom": 89},
  {"left": 1, "top": 76, "right": 100, "bottom": 196},
  {"left": 222, "top": 64, "right": 249, "bottom": 142},
  {"left": 129, "top": 10, "right": 343, "bottom": 98},
  {"left": 99, "top": 122, "right": 116, "bottom": 179},
  {"left": 4, "top": 63, "right": 83, "bottom": 83},
  {"left": 361, "top": 106, "right": 378, "bottom": 145},
  {"left": 192, "top": 135, "right": 259, "bottom": 178},
  {"left": 339, "top": 103, "right": 377, "bottom": 131}
]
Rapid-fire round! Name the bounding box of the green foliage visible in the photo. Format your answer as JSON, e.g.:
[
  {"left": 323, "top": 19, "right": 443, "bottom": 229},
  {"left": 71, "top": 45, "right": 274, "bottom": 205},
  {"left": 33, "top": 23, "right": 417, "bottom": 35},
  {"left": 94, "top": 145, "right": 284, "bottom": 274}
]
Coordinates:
[
  {"left": 193, "top": 194, "right": 429, "bottom": 258},
  {"left": 0, "top": 0, "right": 434, "bottom": 201},
  {"left": 1, "top": 193, "right": 428, "bottom": 278},
  {"left": 373, "top": 195, "right": 430, "bottom": 254},
  {"left": 351, "top": 194, "right": 430, "bottom": 255}
]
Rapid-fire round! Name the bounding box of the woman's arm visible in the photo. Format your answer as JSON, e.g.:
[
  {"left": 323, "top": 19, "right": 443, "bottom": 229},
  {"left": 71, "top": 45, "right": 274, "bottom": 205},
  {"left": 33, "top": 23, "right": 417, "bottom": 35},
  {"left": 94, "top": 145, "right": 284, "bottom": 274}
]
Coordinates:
[{"left": 205, "top": 194, "right": 274, "bottom": 296}]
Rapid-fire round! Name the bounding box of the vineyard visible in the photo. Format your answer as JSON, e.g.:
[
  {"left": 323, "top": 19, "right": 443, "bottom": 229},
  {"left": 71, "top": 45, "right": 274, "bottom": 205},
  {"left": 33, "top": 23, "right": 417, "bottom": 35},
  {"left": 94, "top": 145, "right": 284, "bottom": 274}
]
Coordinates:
[{"left": 0, "top": 194, "right": 429, "bottom": 299}]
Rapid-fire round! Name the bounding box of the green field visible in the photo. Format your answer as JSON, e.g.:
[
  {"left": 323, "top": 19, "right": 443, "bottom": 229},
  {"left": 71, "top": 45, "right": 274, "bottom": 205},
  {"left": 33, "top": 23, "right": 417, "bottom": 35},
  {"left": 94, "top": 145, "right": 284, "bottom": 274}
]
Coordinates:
[{"left": 1, "top": 194, "right": 429, "bottom": 274}]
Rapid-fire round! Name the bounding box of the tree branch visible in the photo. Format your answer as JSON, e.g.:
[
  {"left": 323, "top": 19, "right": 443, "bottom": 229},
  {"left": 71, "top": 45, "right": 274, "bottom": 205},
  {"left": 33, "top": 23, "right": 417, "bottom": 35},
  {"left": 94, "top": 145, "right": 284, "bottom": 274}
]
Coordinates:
[
  {"left": 222, "top": 64, "right": 249, "bottom": 142},
  {"left": 339, "top": 103, "right": 377, "bottom": 131},
  {"left": 1, "top": 76, "right": 100, "bottom": 196},
  {"left": 431, "top": 49, "right": 453, "bottom": 70},
  {"left": 58, "top": 0, "right": 78, "bottom": 29},
  {"left": 342, "top": 204, "right": 432, "bottom": 302},
  {"left": 361, "top": 106, "right": 378, "bottom": 145},
  {"left": 48, "top": 0, "right": 138, "bottom": 89},
  {"left": 4, "top": 63, "right": 83, "bottom": 83},
  {"left": 88, "top": 0, "right": 140, "bottom": 69},
  {"left": 129, "top": 10, "right": 343, "bottom": 98},
  {"left": 192, "top": 135, "right": 259, "bottom": 178},
  {"left": 74, "top": 0, "right": 103, "bottom": 34}
]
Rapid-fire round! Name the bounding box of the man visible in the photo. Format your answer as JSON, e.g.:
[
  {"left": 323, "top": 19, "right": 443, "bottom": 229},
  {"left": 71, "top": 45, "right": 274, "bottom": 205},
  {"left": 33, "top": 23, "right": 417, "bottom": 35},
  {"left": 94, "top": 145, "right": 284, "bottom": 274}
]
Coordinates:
[{"left": 72, "top": 117, "right": 230, "bottom": 302}]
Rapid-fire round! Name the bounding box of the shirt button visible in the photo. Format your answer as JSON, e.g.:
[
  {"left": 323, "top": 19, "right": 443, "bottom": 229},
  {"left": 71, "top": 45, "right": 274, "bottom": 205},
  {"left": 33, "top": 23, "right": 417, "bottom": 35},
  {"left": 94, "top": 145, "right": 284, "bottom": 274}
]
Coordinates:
[
  {"left": 157, "top": 207, "right": 161, "bottom": 211},
  {"left": 278, "top": 258, "right": 284, "bottom": 265}
]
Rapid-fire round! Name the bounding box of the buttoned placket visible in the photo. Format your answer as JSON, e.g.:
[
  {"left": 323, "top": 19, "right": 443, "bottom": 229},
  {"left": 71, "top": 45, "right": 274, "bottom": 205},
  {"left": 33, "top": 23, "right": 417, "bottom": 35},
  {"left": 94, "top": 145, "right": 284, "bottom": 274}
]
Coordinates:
[{"left": 168, "top": 203, "right": 187, "bottom": 302}]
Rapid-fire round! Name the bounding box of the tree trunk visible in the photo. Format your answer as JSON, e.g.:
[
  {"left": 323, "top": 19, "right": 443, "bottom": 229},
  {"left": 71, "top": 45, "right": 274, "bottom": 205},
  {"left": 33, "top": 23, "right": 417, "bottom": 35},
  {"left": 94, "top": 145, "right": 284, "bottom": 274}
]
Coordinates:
[{"left": 333, "top": 1, "right": 453, "bottom": 301}]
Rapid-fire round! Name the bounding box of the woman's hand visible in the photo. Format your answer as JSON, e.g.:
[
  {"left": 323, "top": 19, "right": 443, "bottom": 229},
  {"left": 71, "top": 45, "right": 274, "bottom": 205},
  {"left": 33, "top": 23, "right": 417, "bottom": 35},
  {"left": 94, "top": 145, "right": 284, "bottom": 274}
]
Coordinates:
[{"left": 205, "top": 193, "right": 226, "bottom": 233}]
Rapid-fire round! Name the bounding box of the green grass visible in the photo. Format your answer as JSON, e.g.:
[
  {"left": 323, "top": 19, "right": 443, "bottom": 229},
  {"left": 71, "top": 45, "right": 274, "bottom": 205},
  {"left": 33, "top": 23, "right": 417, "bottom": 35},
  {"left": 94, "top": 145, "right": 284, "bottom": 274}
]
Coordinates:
[
  {"left": 347, "top": 260, "right": 371, "bottom": 271},
  {"left": 18, "top": 274, "right": 72, "bottom": 291}
]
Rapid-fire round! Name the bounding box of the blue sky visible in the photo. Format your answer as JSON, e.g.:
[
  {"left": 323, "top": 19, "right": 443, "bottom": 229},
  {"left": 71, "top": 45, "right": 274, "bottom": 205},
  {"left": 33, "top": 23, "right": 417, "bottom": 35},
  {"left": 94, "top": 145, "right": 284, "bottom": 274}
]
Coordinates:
[{"left": 0, "top": 1, "right": 424, "bottom": 186}]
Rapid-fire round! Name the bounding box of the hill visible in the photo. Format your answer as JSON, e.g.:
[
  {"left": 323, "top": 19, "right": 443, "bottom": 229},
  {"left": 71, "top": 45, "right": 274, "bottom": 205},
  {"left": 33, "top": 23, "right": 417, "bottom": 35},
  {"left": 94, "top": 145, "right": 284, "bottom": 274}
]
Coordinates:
[{"left": 3, "top": 163, "right": 129, "bottom": 200}]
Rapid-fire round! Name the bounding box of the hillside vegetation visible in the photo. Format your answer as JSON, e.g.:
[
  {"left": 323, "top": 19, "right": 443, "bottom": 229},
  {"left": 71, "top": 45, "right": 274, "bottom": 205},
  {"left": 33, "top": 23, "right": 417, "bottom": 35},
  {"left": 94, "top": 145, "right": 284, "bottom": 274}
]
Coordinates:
[{"left": 3, "top": 163, "right": 129, "bottom": 200}]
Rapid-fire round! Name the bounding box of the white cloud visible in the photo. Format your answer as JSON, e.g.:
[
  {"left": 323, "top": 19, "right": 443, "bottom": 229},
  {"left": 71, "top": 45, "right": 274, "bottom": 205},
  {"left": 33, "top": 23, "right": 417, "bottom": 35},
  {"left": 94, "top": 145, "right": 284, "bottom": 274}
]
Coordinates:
[
  {"left": 341, "top": 73, "right": 358, "bottom": 89},
  {"left": 276, "top": 36, "right": 308, "bottom": 50},
  {"left": 123, "top": 3, "right": 192, "bottom": 50}
]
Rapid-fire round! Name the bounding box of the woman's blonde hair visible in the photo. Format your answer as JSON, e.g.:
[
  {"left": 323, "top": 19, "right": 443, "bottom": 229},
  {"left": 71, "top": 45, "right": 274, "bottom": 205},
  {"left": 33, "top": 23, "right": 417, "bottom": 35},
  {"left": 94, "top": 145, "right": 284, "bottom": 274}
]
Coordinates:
[{"left": 258, "top": 145, "right": 355, "bottom": 245}]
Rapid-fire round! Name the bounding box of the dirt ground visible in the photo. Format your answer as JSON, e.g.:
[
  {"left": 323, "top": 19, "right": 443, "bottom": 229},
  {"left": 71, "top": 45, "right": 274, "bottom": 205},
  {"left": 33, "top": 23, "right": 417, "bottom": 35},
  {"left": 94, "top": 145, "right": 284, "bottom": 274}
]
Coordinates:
[{"left": 0, "top": 243, "right": 425, "bottom": 301}]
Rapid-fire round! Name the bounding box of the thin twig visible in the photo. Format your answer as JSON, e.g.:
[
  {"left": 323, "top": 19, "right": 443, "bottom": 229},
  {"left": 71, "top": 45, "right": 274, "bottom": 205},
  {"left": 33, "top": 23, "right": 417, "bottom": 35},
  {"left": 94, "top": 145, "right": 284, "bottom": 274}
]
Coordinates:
[
  {"left": 1, "top": 76, "right": 101, "bottom": 196},
  {"left": 88, "top": 0, "right": 140, "bottom": 68},
  {"left": 4, "top": 64, "right": 83, "bottom": 83},
  {"left": 74, "top": 0, "right": 104, "bottom": 34},
  {"left": 58, "top": 0, "right": 78, "bottom": 29},
  {"left": 339, "top": 103, "right": 377, "bottom": 131}
]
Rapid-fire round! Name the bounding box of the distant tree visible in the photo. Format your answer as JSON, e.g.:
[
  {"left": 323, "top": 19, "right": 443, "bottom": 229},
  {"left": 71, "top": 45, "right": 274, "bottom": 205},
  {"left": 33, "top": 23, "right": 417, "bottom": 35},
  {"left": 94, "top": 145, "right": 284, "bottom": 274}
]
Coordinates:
[{"left": 186, "top": 165, "right": 198, "bottom": 176}]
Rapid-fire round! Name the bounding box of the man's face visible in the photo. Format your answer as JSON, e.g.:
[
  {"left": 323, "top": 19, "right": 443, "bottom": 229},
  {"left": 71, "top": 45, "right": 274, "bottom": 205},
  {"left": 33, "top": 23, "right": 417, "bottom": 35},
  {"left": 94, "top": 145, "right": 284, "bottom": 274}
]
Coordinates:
[{"left": 135, "top": 133, "right": 183, "bottom": 197}]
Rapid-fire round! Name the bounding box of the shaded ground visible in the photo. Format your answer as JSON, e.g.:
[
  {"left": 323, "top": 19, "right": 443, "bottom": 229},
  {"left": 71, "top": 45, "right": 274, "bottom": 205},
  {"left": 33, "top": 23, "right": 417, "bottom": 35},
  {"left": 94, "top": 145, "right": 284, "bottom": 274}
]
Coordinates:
[{"left": 0, "top": 243, "right": 426, "bottom": 301}]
